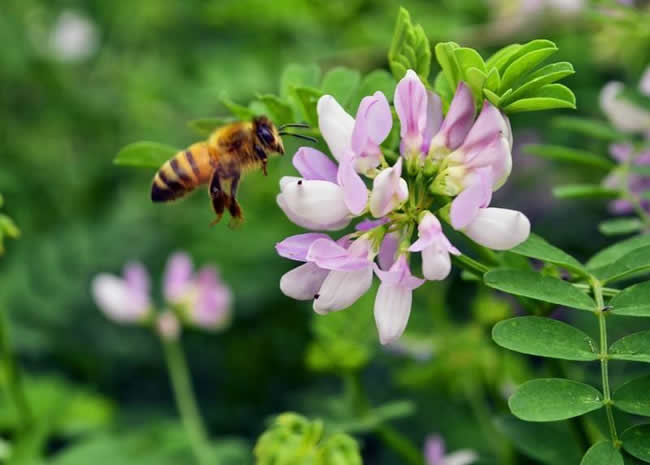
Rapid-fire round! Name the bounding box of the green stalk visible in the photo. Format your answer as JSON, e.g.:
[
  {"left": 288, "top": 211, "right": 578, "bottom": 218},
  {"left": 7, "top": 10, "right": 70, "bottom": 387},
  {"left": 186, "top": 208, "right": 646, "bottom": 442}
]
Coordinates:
[
  {"left": 162, "top": 339, "right": 211, "bottom": 465},
  {"left": 591, "top": 278, "right": 620, "bottom": 447},
  {"left": 0, "top": 310, "right": 32, "bottom": 432}
]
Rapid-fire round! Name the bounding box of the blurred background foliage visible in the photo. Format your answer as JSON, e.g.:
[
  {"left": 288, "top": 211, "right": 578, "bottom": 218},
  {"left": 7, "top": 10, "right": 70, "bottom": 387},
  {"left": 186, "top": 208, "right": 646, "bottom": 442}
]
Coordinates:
[{"left": 1, "top": 0, "right": 650, "bottom": 464}]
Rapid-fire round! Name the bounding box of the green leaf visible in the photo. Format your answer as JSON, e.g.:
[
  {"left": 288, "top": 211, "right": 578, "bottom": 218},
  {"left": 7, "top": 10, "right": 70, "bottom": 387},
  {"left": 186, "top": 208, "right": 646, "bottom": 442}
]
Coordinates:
[
  {"left": 580, "top": 441, "right": 624, "bottom": 465},
  {"left": 524, "top": 145, "right": 614, "bottom": 170},
  {"left": 587, "top": 235, "right": 650, "bottom": 270},
  {"left": 321, "top": 67, "right": 361, "bottom": 108},
  {"left": 218, "top": 95, "right": 255, "bottom": 120},
  {"left": 610, "top": 330, "right": 650, "bottom": 362},
  {"left": 592, "top": 246, "right": 650, "bottom": 284},
  {"left": 504, "top": 83, "right": 576, "bottom": 113},
  {"left": 388, "top": 8, "right": 431, "bottom": 81},
  {"left": 290, "top": 86, "right": 324, "bottom": 128},
  {"left": 465, "top": 67, "right": 487, "bottom": 101},
  {"left": 435, "top": 42, "right": 461, "bottom": 93},
  {"left": 434, "top": 71, "right": 454, "bottom": 112},
  {"left": 599, "top": 218, "right": 643, "bottom": 236},
  {"left": 500, "top": 47, "right": 558, "bottom": 93},
  {"left": 485, "top": 67, "right": 501, "bottom": 92},
  {"left": 280, "top": 63, "right": 321, "bottom": 99},
  {"left": 186, "top": 117, "right": 235, "bottom": 137},
  {"left": 257, "top": 94, "right": 294, "bottom": 125},
  {"left": 553, "top": 184, "right": 621, "bottom": 199},
  {"left": 499, "top": 39, "right": 556, "bottom": 69},
  {"left": 613, "top": 375, "right": 650, "bottom": 417},
  {"left": 485, "top": 43, "right": 522, "bottom": 73},
  {"left": 622, "top": 424, "right": 650, "bottom": 462},
  {"left": 504, "top": 62, "right": 575, "bottom": 104},
  {"left": 484, "top": 269, "right": 597, "bottom": 311},
  {"left": 509, "top": 379, "right": 603, "bottom": 421},
  {"left": 552, "top": 116, "right": 627, "bottom": 141},
  {"left": 455, "top": 47, "right": 486, "bottom": 73},
  {"left": 609, "top": 282, "right": 650, "bottom": 317},
  {"left": 113, "top": 141, "right": 178, "bottom": 168},
  {"left": 509, "top": 233, "right": 587, "bottom": 275},
  {"left": 350, "top": 70, "right": 397, "bottom": 111},
  {"left": 492, "top": 316, "right": 598, "bottom": 361},
  {"left": 483, "top": 88, "right": 502, "bottom": 107},
  {"left": 494, "top": 415, "right": 584, "bottom": 465}
]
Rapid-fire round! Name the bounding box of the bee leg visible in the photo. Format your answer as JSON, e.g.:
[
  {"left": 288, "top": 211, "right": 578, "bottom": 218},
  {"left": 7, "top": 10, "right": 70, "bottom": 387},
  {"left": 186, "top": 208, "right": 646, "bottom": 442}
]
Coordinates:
[
  {"left": 227, "top": 173, "right": 244, "bottom": 229},
  {"left": 262, "top": 158, "right": 268, "bottom": 176},
  {"left": 255, "top": 144, "right": 268, "bottom": 176},
  {"left": 209, "top": 172, "right": 226, "bottom": 226}
]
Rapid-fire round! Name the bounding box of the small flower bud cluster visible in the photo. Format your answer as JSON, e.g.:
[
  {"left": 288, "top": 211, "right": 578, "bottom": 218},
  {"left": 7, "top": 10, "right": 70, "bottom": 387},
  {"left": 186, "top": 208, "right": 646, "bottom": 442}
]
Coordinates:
[
  {"left": 254, "top": 413, "right": 362, "bottom": 465},
  {"left": 91, "top": 252, "right": 232, "bottom": 340},
  {"left": 276, "top": 69, "right": 530, "bottom": 345}
]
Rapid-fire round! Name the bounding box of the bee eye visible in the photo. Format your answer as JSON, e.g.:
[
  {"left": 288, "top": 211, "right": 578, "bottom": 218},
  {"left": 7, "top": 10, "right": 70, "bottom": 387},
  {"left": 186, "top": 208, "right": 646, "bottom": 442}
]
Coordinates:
[{"left": 258, "top": 126, "right": 274, "bottom": 145}]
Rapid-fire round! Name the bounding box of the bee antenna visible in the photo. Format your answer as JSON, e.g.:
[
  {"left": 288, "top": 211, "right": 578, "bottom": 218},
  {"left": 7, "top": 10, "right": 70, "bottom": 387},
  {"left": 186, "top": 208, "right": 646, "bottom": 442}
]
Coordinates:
[
  {"left": 278, "top": 122, "right": 311, "bottom": 130},
  {"left": 279, "top": 132, "right": 318, "bottom": 143}
]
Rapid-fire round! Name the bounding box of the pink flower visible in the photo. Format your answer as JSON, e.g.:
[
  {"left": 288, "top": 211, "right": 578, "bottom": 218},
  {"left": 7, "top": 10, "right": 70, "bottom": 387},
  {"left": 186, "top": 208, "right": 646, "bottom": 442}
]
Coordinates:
[
  {"left": 395, "top": 70, "right": 443, "bottom": 158},
  {"left": 163, "top": 253, "right": 232, "bottom": 330},
  {"left": 369, "top": 157, "right": 409, "bottom": 217},
  {"left": 374, "top": 255, "right": 425, "bottom": 344},
  {"left": 424, "top": 435, "right": 478, "bottom": 465},
  {"left": 463, "top": 208, "right": 531, "bottom": 250},
  {"left": 429, "top": 82, "right": 476, "bottom": 156},
  {"left": 600, "top": 81, "right": 650, "bottom": 134},
  {"left": 91, "top": 262, "right": 151, "bottom": 323},
  {"left": 603, "top": 144, "right": 650, "bottom": 215},
  {"left": 409, "top": 212, "right": 460, "bottom": 280}
]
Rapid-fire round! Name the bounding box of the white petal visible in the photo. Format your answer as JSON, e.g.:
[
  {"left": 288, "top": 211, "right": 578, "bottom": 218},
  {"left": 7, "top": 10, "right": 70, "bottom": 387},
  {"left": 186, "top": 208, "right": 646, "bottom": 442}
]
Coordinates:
[
  {"left": 280, "top": 263, "right": 329, "bottom": 300},
  {"left": 279, "top": 180, "right": 353, "bottom": 229},
  {"left": 463, "top": 208, "right": 530, "bottom": 251},
  {"left": 92, "top": 274, "right": 146, "bottom": 323},
  {"left": 374, "top": 283, "right": 412, "bottom": 345},
  {"left": 443, "top": 450, "right": 479, "bottom": 465},
  {"left": 313, "top": 267, "right": 373, "bottom": 314},
  {"left": 421, "top": 244, "right": 452, "bottom": 281},
  {"left": 318, "top": 95, "right": 355, "bottom": 162}
]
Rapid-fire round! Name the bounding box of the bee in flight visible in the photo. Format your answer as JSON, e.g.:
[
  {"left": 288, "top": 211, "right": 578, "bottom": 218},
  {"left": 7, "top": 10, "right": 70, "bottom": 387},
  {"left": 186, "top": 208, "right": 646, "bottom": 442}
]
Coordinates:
[{"left": 151, "top": 116, "right": 314, "bottom": 227}]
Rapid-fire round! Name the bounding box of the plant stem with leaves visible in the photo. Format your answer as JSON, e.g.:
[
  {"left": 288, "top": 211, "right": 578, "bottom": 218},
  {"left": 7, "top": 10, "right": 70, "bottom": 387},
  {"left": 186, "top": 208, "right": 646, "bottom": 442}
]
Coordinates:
[
  {"left": 591, "top": 278, "right": 619, "bottom": 447},
  {"left": 162, "top": 338, "right": 211, "bottom": 465}
]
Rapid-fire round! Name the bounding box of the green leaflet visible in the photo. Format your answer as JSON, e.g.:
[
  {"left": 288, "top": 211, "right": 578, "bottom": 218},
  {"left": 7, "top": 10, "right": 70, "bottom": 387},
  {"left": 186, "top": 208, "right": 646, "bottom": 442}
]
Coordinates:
[
  {"left": 552, "top": 116, "right": 627, "bottom": 141},
  {"left": 612, "top": 375, "right": 650, "bottom": 417},
  {"left": 504, "top": 83, "right": 576, "bottom": 113},
  {"left": 553, "top": 184, "right": 621, "bottom": 199},
  {"left": 320, "top": 67, "right": 362, "bottom": 109},
  {"left": 509, "top": 378, "right": 603, "bottom": 422},
  {"left": 599, "top": 218, "right": 644, "bottom": 236},
  {"left": 622, "top": 424, "right": 650, "bottom": 462},
  {"left": 580, "top": 441, "right": 624, "bottom": 465},
  {"left": 524, "top": 144, "right": 614, "bottom": 170},
  {"left": 609, "top": 282, "right": 650, "bottom": 317},
  {"left": 113, "top": 141, "right": 178, "bottom": 169},
  {"left": 587, "top": 235, "right": 650, "bottom": 270},
  {"left": 592, "top": 246, "right": 650, "bottom": 284},
  {"left": 509, "top": 233, "right": 588, "bottom": 276},
  {"left": 610, "top": 330, "right": 650, "bottom": 362},
  {"left": 484, "top": 269, "right": 597, "bottom": 311},
  {"left": 257, "top": 94, "right": 294, "bottom": 125},
  {"left": 492, "top": 317, "right": 599, "bottom": 361}
]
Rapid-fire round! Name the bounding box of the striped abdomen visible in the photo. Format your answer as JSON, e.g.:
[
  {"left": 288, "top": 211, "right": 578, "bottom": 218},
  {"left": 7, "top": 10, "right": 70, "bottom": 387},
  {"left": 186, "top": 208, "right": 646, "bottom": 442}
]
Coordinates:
[{"left": 151, "top": 142, "right": 215, "bottom": 202}]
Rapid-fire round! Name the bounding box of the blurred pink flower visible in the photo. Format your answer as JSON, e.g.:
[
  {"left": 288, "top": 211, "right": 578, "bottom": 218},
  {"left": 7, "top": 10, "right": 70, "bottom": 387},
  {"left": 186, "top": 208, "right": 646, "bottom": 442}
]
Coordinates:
[
  {"left": 91, "top": 262, "right": 151, "bottom": 323},
  {"left": 156, "top": 311, "right": 181, "bottom": 341},
  {"left": 163, "top": 252, "right": 232, "bottom": 330}
]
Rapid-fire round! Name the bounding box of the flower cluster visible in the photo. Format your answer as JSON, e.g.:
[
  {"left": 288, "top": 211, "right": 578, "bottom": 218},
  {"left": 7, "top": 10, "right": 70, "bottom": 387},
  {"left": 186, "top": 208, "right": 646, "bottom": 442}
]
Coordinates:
[
  {"left": 276, "top": 69, "right": 530, "bottom": 344},
  {"left": 91, "top": 252, "right": 232, "bottom": 340}
]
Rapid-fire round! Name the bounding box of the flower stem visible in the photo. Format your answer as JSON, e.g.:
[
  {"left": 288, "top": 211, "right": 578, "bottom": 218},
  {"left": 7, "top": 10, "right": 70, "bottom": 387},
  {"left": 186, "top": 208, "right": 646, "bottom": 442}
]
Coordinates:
[
  {"left": 591, "top": 278, "right": 619, "bottom": 447},
  {"left": 451, "top": 254, "right": 490, "bottom": 277},
  {"left": 162, "top": 338, "right": 211, "bottom": 465},
  {"left": 0, "top": 309, "right": 32, "bottom": 432}
]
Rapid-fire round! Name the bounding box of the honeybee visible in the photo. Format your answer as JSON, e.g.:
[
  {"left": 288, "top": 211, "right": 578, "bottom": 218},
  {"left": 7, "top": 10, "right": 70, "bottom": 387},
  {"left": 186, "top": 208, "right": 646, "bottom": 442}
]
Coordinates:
[{"left": 151, "top": 116, "right": 314, "bottom": 227}]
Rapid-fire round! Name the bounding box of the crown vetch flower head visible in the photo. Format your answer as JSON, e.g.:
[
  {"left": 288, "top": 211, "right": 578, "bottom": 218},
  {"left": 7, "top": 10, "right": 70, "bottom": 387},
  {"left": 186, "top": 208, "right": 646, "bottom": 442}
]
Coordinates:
[{"left": 276, "top": 69, "right": 530, "bottom": 344}]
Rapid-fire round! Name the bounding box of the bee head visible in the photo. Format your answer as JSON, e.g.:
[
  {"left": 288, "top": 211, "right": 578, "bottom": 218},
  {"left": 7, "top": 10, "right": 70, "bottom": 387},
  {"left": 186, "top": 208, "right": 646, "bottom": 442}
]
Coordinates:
[{"left": 254, "top": 116, "right": 284, "bottom": 156}]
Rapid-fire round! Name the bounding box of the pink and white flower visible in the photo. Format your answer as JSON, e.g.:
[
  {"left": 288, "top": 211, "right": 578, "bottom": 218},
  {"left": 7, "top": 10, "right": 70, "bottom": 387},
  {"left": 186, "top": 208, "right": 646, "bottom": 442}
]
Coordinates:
[
  {"left": 275, "top": 70, "right": 531, "bottom": 344},
  {"left": 424, "top": 435, "right": 478, "bottom": 465},
  {"left": 91, "top": 262, "right": 152, "bottom": 323}
]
